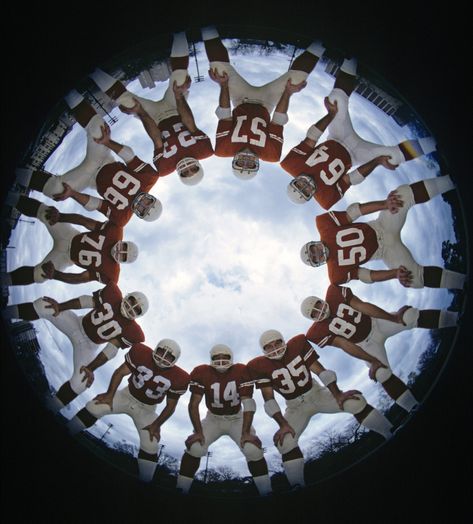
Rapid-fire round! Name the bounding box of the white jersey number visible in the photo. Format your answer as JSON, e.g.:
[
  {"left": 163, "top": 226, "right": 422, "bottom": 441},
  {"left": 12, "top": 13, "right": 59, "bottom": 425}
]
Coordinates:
[
  {"left": 336, "top": 228, "right": 367, "bottom": 266},
  {"left": 78, "top": 234, "right": 105, "bottom": 267},
  {"left": 210, "top": 380, "right": 240, "bottom": 408},
  {"left": 132, "top": 366, "right": 171, "bottom": 400},
  {"left": 329, "top": 303, "right": 362, "bottom": 338},
  {"left": 272, "top": 355, "right": 310, "bottom": 395},
  {"left": 162, "top": 122, "right": 197, "bottom": 158},
  {"left": 305, "top": 145, "right": 345, "bottom": 185},
  {"left": 103, "top": 170, "right": 141, "bottom": 210},
  {"left": 231, "top": 116, "right": 267, "bottom": 147},
  {"left": 90, "top": 302, "right": 122, "bottom": 340}
]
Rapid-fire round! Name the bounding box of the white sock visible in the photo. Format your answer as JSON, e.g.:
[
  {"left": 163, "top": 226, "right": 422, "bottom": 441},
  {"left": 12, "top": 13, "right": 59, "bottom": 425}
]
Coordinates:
[
  {"left": 423, "top": 175, "right": 455, "bottom": 199},
  {"left": 64, "top": 89, "right": 84, "bottom": 109},
  {"left": 202, "top": 26, "right": 219, "bottom": 40},
  {"left": 171, "top": 31, "right": 189, "bottom": 57},
  {"left": 67, "top": 416, "right": 87, "bottom": 435},
  {"left": 440, "top": 269, "right": 466, "bottom": 289},
  {"left": 283, "top": 458, "right": 305, "bottom": 487},
  {"left": 306, "top": 40, "right": 325, "bottom": 57},
  {"left": 15, "top": 167, "right": 33, "bottom": 187},
  {"left": 360, "top": 408, "right": 393, "bottom": 439},
  {"left": 137, "top": 458, "right": 157, "bottom": 482},
  {"left": 419, "top": 136, "right": 436, "bottom": 155},
  {"left": 340, "top": 57, "right": 357, "bottom": 75},
  {"left": 89, "top": 68, "right": 117, "bottom": 92},
  {"left": 439, "top": 309, "right": 459, "bottom": 328},
  {"left": 253, "top": 474, "right": 272, "bottom": 496},
  {"left": 176, "top": 474, "right": 194, "bottom": 494},
  {"left": 396, "top": 390, "right": 418, "bottom": 412}
]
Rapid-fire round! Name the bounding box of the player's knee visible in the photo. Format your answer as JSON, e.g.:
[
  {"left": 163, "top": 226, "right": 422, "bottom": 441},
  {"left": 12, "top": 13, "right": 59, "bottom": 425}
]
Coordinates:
[
  {"left": 140, "top": 438, "right": 159, "bottom": 456},
  {"left": 277, "top": 434, "right": 298, "bottom": 455},
  {"left": 32, "top": 297, "right": 53, "bottom": 317},
  {"left": 374, "top": 367, "right": 393, "bottom": 383},
  {"left": 42, "top": 176, "right": 64, "bottom": 199},
  {"left": 86, "top": 114, "right": 107, "bottom": 140},
  {"left": 342, "top": 395, "right": 367, "bottom": 415},
  {"left": 33, "top": 264, "right": 48, "bottom": 284},
  {"left": 85, "top": 399, "right": 112, "bottom": 419},
  {"left": 187, "top": 442, "right": 207, "bottom": 458},
  {"left": 402, "top": 307, "right": 419, "bottom": 327},
  {"left": 69, "top": 375, "right": 88, "bottom": 396},
  {"left": 287, "top": 70, "right": 308, "bottom": 85},
  {"left": 241, "top": 442, "right": 264, "bottom": 462}
]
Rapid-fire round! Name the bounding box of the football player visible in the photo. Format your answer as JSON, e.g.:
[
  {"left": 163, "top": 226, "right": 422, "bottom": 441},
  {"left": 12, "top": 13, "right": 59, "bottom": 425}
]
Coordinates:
[
  {"left": 302, "top": 284, "right": 459, "bottom": 412},
  {"left": 51, "top": 121, "right": 162, "bottom": 226},
  {"left": 3, "top": 282, "right": 147, "bottom": 411},
  {"left": 14, "top": 92, "right": 116, "bottom": 199},
  {"left": 67, "top": 339, "right": 189, "bottom": 482},
  {"left": 202, "top": 25, "right": 324, "bottom": 179},
  {"left": 300, "top": 174, "right": 466, "bottom": 289},
  {"left": 282, "top": 59, "right": 437, "bottom": 208},
  {"left": 2, "top": 195, "right": 138, "bottom": 286},
  {"left": 89, "top": 32, "right": 213, "bottom": 184},
  {"left": 176, "top": 344, "right": 272, "bottom": 496},
  {"left": 247, "top": 330, "right": 393, "bottom": 489}
]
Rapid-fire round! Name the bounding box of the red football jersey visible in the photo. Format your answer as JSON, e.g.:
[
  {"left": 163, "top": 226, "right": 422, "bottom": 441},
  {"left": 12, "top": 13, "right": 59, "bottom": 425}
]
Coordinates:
[
  {"left": 189, "top": 363, "right": 254, "bottom": 416},
  {"left": 281, "top": 140, "right": 352, "bottom": 209},
  {"left": 306, "top": 285, "right": 372, "bottom": 347},
  {"left": 152, "top": 116, "right": 214, "bottom": 176},
  {"left": 95, "top": 158, "right": 159, "bottom": 226},
  {"left": 247, "top": 334, "right": 318, "bottom": 400},
  {"left": 215, "top": 103, "right": 284, "bottom": 162},
  {"left": 125, "top": 343, "right": 190, "bottom": 405},
  {"left": 316, "top": 211, "right": 379, "bottom": 285},
  {"left": 69, "top": 222, "right": 122, "bottom": 284},
  {"left": 81, "top": 283, "right": 145, "bottom": 347}
]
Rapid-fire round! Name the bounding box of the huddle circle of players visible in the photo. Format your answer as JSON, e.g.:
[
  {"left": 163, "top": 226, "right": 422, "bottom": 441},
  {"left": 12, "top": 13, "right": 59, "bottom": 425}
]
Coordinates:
[{"left": 3, "top": 27, "right": 465, "bottom": 496}]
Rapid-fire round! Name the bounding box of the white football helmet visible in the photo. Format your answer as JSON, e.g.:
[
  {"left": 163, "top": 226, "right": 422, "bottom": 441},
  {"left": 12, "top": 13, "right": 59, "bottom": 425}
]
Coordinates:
[
  {"left": 111, "top": 241, "right": 139, "bottom": 263},
  {"left": 177, "top": 157, "right": 204, "bottom": 186},
  {"left": 259, "top": 329, "right": 287, "bottom": 360},
  {"left": 210, "top": 344, "right": 233, "bottom": 372},
  {"left": 287, "top": 175, "right": 317, "bottom": 204},
  {"left": 132, "top": 192, "right": 162, "bottom": 222},
  {"left": 153, "top": 338, "right": 181, "bottom": 368},
  {"left": 120, "top": 291, "right": 149, "bottom": 319},
  {"left": 232, "top": 149, "right": 259, "bottom": 180},
  {"left": 300, "top": 241, "right": 329, "bottom": 267},
  {"left": 300, "top": 296, "right": 330, "bottom": 321}
]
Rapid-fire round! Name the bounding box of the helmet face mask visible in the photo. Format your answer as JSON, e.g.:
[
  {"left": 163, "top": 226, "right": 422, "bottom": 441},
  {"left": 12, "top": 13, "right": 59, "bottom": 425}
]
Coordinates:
[
  {"left": 176, "top": 157, "right": 204, "bottom": 185},
  {"left": 288, "top": 175, "right": 317, "bottom": 203},
  {"left": 210, "top": 344, "right": 233, "bottom": 372},
  {"left": 111, "top": 241, "right": 138, "bottom": 264},
  {"left": 300, "top": 241, "right": 329, "bottom": 267},
  {"left": 153, "top": 339, "right": 181, "bottom": 368},
  {"left": 301, "top": 296, "right": 330, "bottom": 322},
  {"left": 120, "top": 292, "right": 148, "bottom": 319},
  {"left": 259, "top": 330, "right": 287, "bottom": 360},
  {"left": 132, "top": 192, "right": 162, "bottom": 222},
  {"left": 232, "top": 149, "right": 259, "bottom": 179}
]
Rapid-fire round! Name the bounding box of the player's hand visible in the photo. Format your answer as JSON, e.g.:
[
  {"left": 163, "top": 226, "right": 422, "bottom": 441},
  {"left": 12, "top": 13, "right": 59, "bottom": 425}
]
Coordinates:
[
  {"left": 143, "top": 422, "right": 161, "bottom": 442},
  {"left": 397, "top": 265, "right": 413, "bottom": 287},
  {"left": 273, "top": 423, "right": 295, "bottom": 447},
  {"left": 338, "top": 389, "right": 363, "bottom": 410},
  {"left": 93, "top": 124, "right": 111, "bottom": 144},
  {"left": 42, "top": 296, "right": 61, "bottom": 316},
  {"left": 208, "top": 68, "right": 229, "bottom": 86},
  {"left": 240, "top": 432, "right": 262, "bottom": 449},
  {"left": 53, "top": 182, "right": 74, "bottom": 202},
  {"left": 185, "top": 431, "right": 205, "bottom": 450},
  {"left": 93, "top": 392, "right": 114, "bottom": 409},
  {"left": 41, "top": 261, "right": 55, "bottom": 280},
  {"left": 80, "top": 366, "right": 95, "bottom": 388},
  {"left": 173, "top": 76, "right": 191, "bottom": 97},
  {"left": 394, "top": 305, "right": 412, "bottom": 325},
  {"left": 44, "top": 206, "right": 60, "bottom": 225},
  {"left": 285, "top": 78, "right": 307, "bottom": 94},
  {"left": 119, "top": 97, "right": 143, "bottom": 116},
  {"left": 386, "top": 190, "right": 404, "bottom": 214},
  {"left": 368, "top": 360, "right": 387, "bottom": 381},
  {"left": 377, "top": 155, "right": 398, "bottom": 170},
  {"left": 324, "top": 96, "right": 338, "bottom": 116}
]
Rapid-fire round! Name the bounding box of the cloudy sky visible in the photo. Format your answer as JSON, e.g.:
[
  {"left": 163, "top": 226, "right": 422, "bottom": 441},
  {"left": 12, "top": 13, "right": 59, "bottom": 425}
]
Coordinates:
[{"left": 7, "top": 39, "right": 457, "bottom": 477}]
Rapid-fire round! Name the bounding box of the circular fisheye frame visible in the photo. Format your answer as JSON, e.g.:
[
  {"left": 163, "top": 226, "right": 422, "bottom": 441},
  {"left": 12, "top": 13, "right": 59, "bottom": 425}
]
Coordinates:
[{"left": 1, "top": 25, "right": 468, "bottom": 500}]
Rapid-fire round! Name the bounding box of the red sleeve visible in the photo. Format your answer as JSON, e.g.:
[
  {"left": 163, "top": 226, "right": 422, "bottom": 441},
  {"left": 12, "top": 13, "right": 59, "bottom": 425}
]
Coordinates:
[
  {"left": 189, "top": 366, "right": 206, "bottom": 395},
  {"left": 262, "top": 122, "right": 284, "bottom": 162},
  {"left": 215, "top": 119, "right": 233, "bottom": 157},
  {"left": 168, "top": 367, "right": 190, "bottom": 398},
  {"left": 246, "top": 358, "right": 272, "bottom": 389},
  {"left": 289, "top": 334, "right": 319, "bottom": 366},
  {"left": 306, "top": 321, "right": 334, "bottom": 348},
  {"left": 120, "top": 323, "right": 145, "bottom": 348},
  {"left": 238, "top": 365, "right": 254, "bottom": 398},
  {"left": 125, "top": 343, "right": 145, "bottom": 369},
  {"left": 316, "top": 210, "right": 351, "bottom": 234}
]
